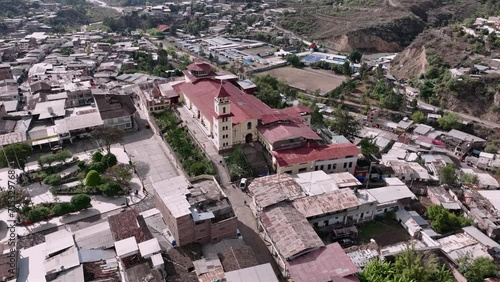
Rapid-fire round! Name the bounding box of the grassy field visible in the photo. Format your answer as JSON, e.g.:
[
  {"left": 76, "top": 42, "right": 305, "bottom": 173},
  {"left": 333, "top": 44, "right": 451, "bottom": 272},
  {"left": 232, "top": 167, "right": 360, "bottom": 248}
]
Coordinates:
[
  {"left": 357, "top": 218, "right": 410, "bottom": 247},
  {"left": 259, "top": 66, "right": 346, "bottom": 95}
]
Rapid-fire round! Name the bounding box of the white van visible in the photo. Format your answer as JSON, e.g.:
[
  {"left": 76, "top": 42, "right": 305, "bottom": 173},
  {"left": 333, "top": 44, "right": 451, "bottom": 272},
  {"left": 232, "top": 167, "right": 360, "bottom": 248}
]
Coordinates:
[{"left": 239, "top": 178, "right": 248, "bottom": 190}]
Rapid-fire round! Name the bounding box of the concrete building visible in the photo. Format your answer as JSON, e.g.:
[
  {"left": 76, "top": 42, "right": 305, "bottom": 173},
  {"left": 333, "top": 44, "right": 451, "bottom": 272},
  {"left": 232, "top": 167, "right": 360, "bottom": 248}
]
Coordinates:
[
  {"left": 0, "top": 64, "right": 13, "bottom": 80},
  {"left": 427, "top": 186, "right": 461, "bottom": 211},
  {"left": 464, "top": 189, "right": 500, "bottom": 239},
  {"left": 94, "top": 94, "right": 137, "bottom": 130},
  {"left": 152, "top": 175, "right": 238, "bottom": 246},
  {"left": 367, "top": 178, "right": 417, "bottom": 216},
  {"left": 63, "top": 80, "right": 93, "bottom": 107},
  {"left": 440, "top": 129, "right": 486, "bottom": 159},
  {"left": 135, "top": 82, "right": 180, "bottom": 113}
]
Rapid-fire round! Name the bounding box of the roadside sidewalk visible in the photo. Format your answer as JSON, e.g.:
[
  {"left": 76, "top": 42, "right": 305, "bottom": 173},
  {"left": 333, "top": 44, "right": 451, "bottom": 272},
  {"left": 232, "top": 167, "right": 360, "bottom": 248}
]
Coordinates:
[
  {"left": 177, "top": 106, "right": 232, "bottom": 186},
  {"left": 0, "top": 146, "right": 146, "bottom": 239}
]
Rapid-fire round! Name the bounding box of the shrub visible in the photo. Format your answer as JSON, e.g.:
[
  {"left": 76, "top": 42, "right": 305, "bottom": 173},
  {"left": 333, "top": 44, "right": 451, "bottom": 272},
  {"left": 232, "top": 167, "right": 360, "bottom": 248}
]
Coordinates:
[
  {"left": 51, "top": 202, "right": 74, "bottom": 216},
  {"left": 26, "top": 207, "right": 51, "bottom": 222},
  {"left": 101, "top": 153, "right": 117, "bottom": 168},
  {"left": 71, "top": 194, "right": 91, "bottom": 210},
  {"left": 43, "top": 174, "right": 62, "bottom": 186},
  {"left": 92, "top": 151, "right": 103, "bottom": 162},
  {"left": 86, "top": 170, "right": 101, "bottom": 187},
  {"left": 98, "top": 181, "right": 123, "bottom": 196},
  {"left": 190, "top": 162, "right": 207, "bottom": 176},
  {"left": 77, "top": 161, "right": 86, "bottom": 170},
  {"left": 87, "top": 162, "right": 105, "bottom": 173}
]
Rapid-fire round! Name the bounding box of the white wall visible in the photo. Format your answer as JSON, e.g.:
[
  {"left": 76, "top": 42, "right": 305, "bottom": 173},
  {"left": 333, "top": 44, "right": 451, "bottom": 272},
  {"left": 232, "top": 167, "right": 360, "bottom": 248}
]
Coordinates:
[{"left": 314, "top": 156, "right": 358, "bottom": 174}]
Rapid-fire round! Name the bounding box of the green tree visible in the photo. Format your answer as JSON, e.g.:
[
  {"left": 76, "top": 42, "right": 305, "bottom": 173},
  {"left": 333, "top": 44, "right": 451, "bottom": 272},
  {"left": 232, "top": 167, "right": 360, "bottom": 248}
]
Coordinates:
[
  {"left": 101, "top": 153, "right": 117, "bottom": 168},
  {"left": 484, "top": 143, "right": 499, "bottom": 154},
  {"left": 412, "top": 111, "right": 425, "bottom": 123},
  {"left": 359, "top": 137, "right": 379, "bottom": 155},
  {"left": 107, "top": 164, "right": 133, "bottom": 186},
  {"left": 438, "top": 113, "right": 460, "bottom": 130},
  {"left": 26, "top": 207, "right": 50, "bottom": 222},
  {"left": 348, "top": 50, "right": 362, "bottom": 63},
  {"left": 71, "top": 194, "right": 91, "bottom": 211},
  {"left": 461, "top": 173, "right": 478, "bottom": 185},
  {"left": 92, "top": 151, "right": 103, "bottom": 162},
  {"left": 0, "top": 143, "right": 33, "bottom": 170},
  {"left": 86, "top": 170, "right": 101, "bottom": 187},
  {"left": 0, "top": 187, "right": 31, "bottom": 213},
  {"left": 285, "top": 54, "right": 303, "bottom": 68},
  {"left": 360, "top": 247, "right": 453, "bottom": 282},
  {"left": 91, "top": 126, "right": 125, "bottom": 152},
  {"left": 87, "top": 162, "right": 105, "bottom": 173},
  {"left": 342, "top": 61, "right": 351, "bottom": 76},
  {"left": 330, "top": 106, "right": 361, "bottom": 140},
  {"left": 311, "top": 106, "right": 324, "bottom": 127},
  {"left": 147, "top": 28, "right": 163, "bottom": 36},
  {"left": 51, "top": 202, "right": 74, "bottom": 216},
  {"left": 380, "top": 91, "right": 404, "bottom": 110},
  {"left": 438, "top": 164, "right": 457, "bottom": 185},
  {"left": 54, "top": 150, "right": 72, "bottom": 163},
  {"left": 226, "top": 145, "right": 253, "bottom": 179},
  {"left": 425, "top": 205, "right": 471, "bottom": 233},
  {"left": 458, "top": 256, "right": 497, "bottom": 282}
]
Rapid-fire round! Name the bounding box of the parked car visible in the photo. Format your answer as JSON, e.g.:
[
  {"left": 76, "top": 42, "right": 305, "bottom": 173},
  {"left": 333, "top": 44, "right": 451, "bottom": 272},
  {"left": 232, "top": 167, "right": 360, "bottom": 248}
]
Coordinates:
[
  {"left": 338, "top": 238, "right": 355, "bottom": 248},
  {"left": 51, "top": 145, "right": 62, "bottom": 154}
]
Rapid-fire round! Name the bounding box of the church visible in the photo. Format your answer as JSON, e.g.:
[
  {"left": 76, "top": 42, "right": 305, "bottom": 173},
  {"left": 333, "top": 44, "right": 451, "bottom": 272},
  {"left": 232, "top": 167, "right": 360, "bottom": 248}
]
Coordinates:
[{"left": 173, "top": 59, "right": 360, "bottom": 175}]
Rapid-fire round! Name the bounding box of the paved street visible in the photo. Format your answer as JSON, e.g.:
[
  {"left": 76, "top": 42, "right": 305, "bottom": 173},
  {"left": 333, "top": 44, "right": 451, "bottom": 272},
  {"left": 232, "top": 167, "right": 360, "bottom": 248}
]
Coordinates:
[
  {"left": 123, "top": 130, "right": 181, "bottom": 191},
  {"left": 175, "top": 105, "right": 280, "bottom": 275}
]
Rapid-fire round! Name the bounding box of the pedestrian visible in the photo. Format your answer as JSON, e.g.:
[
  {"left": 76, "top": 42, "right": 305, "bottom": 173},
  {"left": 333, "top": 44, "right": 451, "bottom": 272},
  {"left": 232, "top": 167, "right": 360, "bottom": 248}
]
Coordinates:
[
  {"left": 39, "top": 180, "right": 42, "bottom": 186},
  {"left": 244, "top": 200, "right": 247, "bottom": 206}
]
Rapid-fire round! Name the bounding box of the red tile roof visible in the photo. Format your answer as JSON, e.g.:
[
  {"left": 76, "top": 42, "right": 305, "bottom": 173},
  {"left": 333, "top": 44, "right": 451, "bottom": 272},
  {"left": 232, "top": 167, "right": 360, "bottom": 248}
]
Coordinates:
[
  {"left": 156, "top": 24, "right": 170, "bottom": 32},
  {"left": 281, "top": 105, "right": 313, "bottom": 116},
  {"left": 286, "top": 243, "right": 359, "bottom": 282},
  {"left": 272, "top": 143, "right": 360, "bottom": 167},
  {"left": 216, "top": 84, "right": 230, "bottom": 98},
  {"left": 257, "top": 122, "right": 321, "bottom": 145},
  {"left": 260, "top": 112, "right": 298, "bottom": 125},
  {"left": 175, "top": 79, "right": 273, "bottom": 124},
  {"left": 187, "top": 59, "right": 213, "bottom": 72}
]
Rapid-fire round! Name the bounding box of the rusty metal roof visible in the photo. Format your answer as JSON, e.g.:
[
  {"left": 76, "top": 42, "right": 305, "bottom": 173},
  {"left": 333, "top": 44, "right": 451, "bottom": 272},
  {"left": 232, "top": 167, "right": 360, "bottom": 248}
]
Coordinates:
[
  {"left": 292, "top": 188, "right": 361, "bottom": 218},
  {"left": 260, "top": 204, "right": 324, "bottom": 260},
  {"left": 248, "top": 174, "right": 305, "bottom": 209}
]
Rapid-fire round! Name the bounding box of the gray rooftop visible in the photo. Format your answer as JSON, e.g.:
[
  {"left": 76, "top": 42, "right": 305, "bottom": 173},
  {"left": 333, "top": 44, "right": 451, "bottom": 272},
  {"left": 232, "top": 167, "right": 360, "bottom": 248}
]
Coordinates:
[
  {"left": 33, "top": 99, "right": 66, "bottom": 119},
  {"left": 224, "top": 263, "right": 279, "bottom": 282},
  {"left": 446, "top": 129, "right": 485, "bottom": 142}
]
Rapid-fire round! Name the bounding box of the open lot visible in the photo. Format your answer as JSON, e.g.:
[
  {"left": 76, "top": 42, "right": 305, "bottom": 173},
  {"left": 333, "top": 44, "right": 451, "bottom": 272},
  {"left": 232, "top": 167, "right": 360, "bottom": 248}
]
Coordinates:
[
  {"left": 357, "top": 218, "right": 410, "bottom": 247},
  {"left": 242, "top": 46, "right": 276, "bottom": 56},
  {"left": 259, "top": 66, "right": 346, "bottom": 95}
]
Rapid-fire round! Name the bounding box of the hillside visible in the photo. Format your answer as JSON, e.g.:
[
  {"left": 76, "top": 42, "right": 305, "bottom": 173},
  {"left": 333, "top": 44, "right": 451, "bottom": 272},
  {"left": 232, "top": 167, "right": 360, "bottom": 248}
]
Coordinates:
[
  {"left": 101, "top": 0, "right": 165, "bottom": 6},
  {"left": 279, "top": 0, "right": 484, "bottom": 52},
  {"left": 389, "top": 26, "right": 500, "bottom": 122},
  {"left": 0, "top": 0, "right": 32, "bottom": 18}
]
